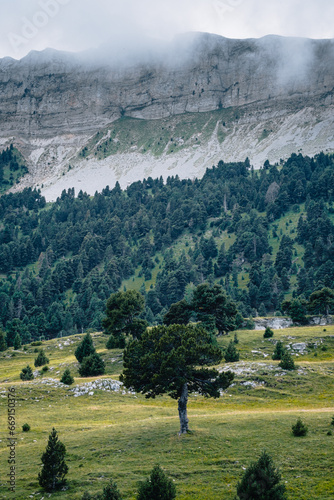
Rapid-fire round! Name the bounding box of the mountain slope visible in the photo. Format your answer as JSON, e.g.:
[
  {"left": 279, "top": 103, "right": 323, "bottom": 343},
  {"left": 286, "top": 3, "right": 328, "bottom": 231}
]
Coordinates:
[{"left": 0, "top": 33, "right": 334, "bottom": 199}]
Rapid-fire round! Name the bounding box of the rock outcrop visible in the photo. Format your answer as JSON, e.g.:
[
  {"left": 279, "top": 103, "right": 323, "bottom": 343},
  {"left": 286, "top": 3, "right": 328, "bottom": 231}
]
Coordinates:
[{"left": 0, "top": 32, "right": 334, "bottom": 198}]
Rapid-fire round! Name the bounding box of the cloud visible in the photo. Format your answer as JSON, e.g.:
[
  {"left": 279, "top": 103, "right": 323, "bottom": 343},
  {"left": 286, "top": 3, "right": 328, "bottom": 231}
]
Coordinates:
[{"left": 0, "top": 0, "right": 333, "bottom": 60}]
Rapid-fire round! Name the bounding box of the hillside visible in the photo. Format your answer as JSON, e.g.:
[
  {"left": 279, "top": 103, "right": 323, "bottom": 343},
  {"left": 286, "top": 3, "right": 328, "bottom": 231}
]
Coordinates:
[
  {"left": 0, "top": 326, "right": 333, "bottom": 498},
  {"left": 0, "top": 33, "right": 334, "bottom": 198},
  {"left": 0, "top": 151, "right": 334, "bottom": 347}
]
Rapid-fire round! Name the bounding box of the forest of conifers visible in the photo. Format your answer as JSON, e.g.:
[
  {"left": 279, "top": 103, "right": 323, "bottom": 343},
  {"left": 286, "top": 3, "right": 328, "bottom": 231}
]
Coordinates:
[{"left": 0, "top": 148, "right": 334, "bottom": 345}]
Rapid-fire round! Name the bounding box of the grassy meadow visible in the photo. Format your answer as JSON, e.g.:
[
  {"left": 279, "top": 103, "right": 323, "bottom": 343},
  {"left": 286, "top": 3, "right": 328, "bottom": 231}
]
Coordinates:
[{"left": 0, "top": 325, "right": 333, "bottom": 499}]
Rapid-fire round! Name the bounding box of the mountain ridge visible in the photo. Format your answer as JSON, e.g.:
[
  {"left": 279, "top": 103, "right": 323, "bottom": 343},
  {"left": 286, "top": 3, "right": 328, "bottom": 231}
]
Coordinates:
[{"left": 0, "top": 32, "right": 334, "bottom": 199}]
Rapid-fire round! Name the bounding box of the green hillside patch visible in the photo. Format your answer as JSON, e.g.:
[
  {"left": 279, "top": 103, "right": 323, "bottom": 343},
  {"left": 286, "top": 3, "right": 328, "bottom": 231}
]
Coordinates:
[
  {"left": 0, "top": 326, "right": 333, "bottom": 498},
  {"left": 78, "top": 108, "right": 240, "bottom": 160}
]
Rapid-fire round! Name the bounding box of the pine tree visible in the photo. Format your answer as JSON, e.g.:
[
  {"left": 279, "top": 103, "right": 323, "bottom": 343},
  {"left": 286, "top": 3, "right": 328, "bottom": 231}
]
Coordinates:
[
  {"left": 0, "top": 329, "right": 7, "bottom": 351},
  {"left": 38, "top": 428, "right": 68, "bottom": 492},
  {"left": 137, "top": 465, "right": 176, "bottom": 500},
  {"left": 61, "top": 368, "right": 74, "bottom": 385},
  {"left": 102, "top": 479, "right": 123, "bottom": 499},
  {"left": 79, "top": 352, "right": 105, "bottom": 377},
  {"left": 20, "top": 365, "right": 34, "bottom": 380},
  {"left": 224, "top": 340, "right": 240, "bottom": 362},
  {"left": 236, "top": 450, "right": 287, "bottom": 499},
  {"left": 272, "top": 340, "right": 285, "bottom": 360},
  {"left": 75, "top": 333, "right": 96, "bottom": 363},
  {"left": 13, "top": 333, "right": 22, "bottom": 350},
  {"left": 279, "top": 350, "right": 295, "bottom": 370},
  {"left": 292, "top": 417, "right": 308, "bottom": 436},
  {"left": 34, "top": 348, "right": 49, "bottom": 367}
]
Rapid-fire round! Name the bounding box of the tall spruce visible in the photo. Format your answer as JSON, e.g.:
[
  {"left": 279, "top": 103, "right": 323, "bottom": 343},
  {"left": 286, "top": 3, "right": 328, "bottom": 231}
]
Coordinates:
[{"left": 38, "top": 428, "right": 68, "bottom": 492}]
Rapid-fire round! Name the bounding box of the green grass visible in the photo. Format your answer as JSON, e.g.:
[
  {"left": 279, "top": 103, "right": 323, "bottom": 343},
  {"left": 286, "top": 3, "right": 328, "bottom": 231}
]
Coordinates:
[
  {"left": 78, "top": 107, "right": 242, "bottom": 160},
  {"left": 0, "top": 326, "right": 333, "bottom": 498}
]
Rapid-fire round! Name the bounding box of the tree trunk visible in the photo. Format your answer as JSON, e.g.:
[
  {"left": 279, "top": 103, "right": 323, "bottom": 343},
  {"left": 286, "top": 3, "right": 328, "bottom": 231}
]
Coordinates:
[{"left": 178, "top": 382, "right": 189, "bottom": 435}]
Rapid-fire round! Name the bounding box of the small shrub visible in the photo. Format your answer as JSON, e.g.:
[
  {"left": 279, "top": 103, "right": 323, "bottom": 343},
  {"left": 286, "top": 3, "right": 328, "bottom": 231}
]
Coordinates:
[
  {"left": 263, "top": 327, "right": 274, "bottom": 338},
  {"left": 234, "top": 333, "right": 239, "bottom": 344},
  {"left": 279, "top": 350, "right": 295, "bottom": 370},
  {"left": 34, "top": 349, "right": 49, "bottom": 367},
  {"left": 331, "top": 415, "right": 334, "bottom": 426},
  {"left": 292, "top": 417, "right": 308, "bottom": 437},
  {"left": 22, "top": 423, "right": 31, "bottom": 432},
  {"left": 327, "top": 430, "right": 333, "bottom": 436},
  {"left": 321, "top": 345, "right": 328, "bottom": 351},
  {"left": 61, "top": 368, "right": 74, "bottom": 385},
  {"left": 31, "top": 341, "right": 43, "bottom": 346},
  {"left": 20, "top": 365, "right": 34, "bottom": 381}
]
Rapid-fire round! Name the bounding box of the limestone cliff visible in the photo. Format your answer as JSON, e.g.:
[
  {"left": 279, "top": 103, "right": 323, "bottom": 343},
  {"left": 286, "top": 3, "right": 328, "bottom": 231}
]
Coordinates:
[{"left": 0, "top": 32, "right": 334, "bottom": 199}]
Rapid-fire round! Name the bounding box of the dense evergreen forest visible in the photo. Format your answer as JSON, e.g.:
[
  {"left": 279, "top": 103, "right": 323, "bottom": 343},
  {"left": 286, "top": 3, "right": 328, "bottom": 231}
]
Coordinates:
[{"left": 0, "top": 149, "right": 334, "bottom": 345}]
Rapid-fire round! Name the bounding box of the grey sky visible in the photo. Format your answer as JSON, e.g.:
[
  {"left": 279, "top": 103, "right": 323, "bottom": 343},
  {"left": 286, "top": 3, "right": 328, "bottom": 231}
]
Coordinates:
[{"left": 0, "top": 0, "right": 333, "bottom": 59}]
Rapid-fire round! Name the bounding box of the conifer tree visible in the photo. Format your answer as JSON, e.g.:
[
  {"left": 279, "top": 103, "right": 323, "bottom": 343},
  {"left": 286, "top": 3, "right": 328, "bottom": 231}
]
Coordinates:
[
  {"left": 75, "top": 333, "right": 96, "bottom": 363},
  {"left": 137, "top": 465, "right": 176, "bottom": 500},
  {"left": 79, "top": 352, "right": 105, "bottom": 377},
  {"left": 13, "top": 333, "right": 22, "bottom": 350},
  {"left": 101, "top": 479, "right": 123, "bottom": 499},
  {"left": 236, "top": 450, "right": 287, "bottom": 499},
  {"left": 20, "top": 365, "right": 34, "bottom": 380},
  {"left": 0, "top": 329, "right": 7, "bottom": 351},
  {"left": 34, "top": 348, "right": 49, "bottom": 367},
  {"left": 292, "top": 417, "right": 308, "bottom": 436},
  {"left": 224, "top": 340, "right": 240, "bottom": 362},
  {"left": 61, "top": 368, "right": 74, "bottom": 385},
  {"left": 122, "top": 324, "right": 234, "bottom": 434},
  {"left": 272, "top": 340, "right": 285, "bottom": 360},
  {"left": 279, "top": 350, "right": 295, "bottom": 370},
  {"left": 38, "top": 428, "right": 68, "bottom": 492}
]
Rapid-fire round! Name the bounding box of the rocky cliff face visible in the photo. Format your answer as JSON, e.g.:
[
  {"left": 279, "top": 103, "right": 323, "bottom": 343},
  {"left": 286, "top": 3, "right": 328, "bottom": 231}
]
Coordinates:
[{"left": 0, "top": 32, "right": 334, "bottom": 199}]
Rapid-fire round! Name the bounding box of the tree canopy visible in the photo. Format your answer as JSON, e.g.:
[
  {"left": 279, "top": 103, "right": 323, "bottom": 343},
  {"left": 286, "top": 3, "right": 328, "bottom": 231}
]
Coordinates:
[
  {"left": 121, "top": 324, "right": 234, "bottom": 434},
  {"left": 103, "top": 290, "right": 147, "bottom": 345}
]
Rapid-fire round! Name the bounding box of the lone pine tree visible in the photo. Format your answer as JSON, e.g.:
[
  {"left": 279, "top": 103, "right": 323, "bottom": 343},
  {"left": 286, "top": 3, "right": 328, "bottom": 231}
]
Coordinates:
[
  {"left": 121, "top": 324, "right": 234, "bottom": 434},
  {"left": 38, "top": 428, "right": 68, "bottom": 492}
]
